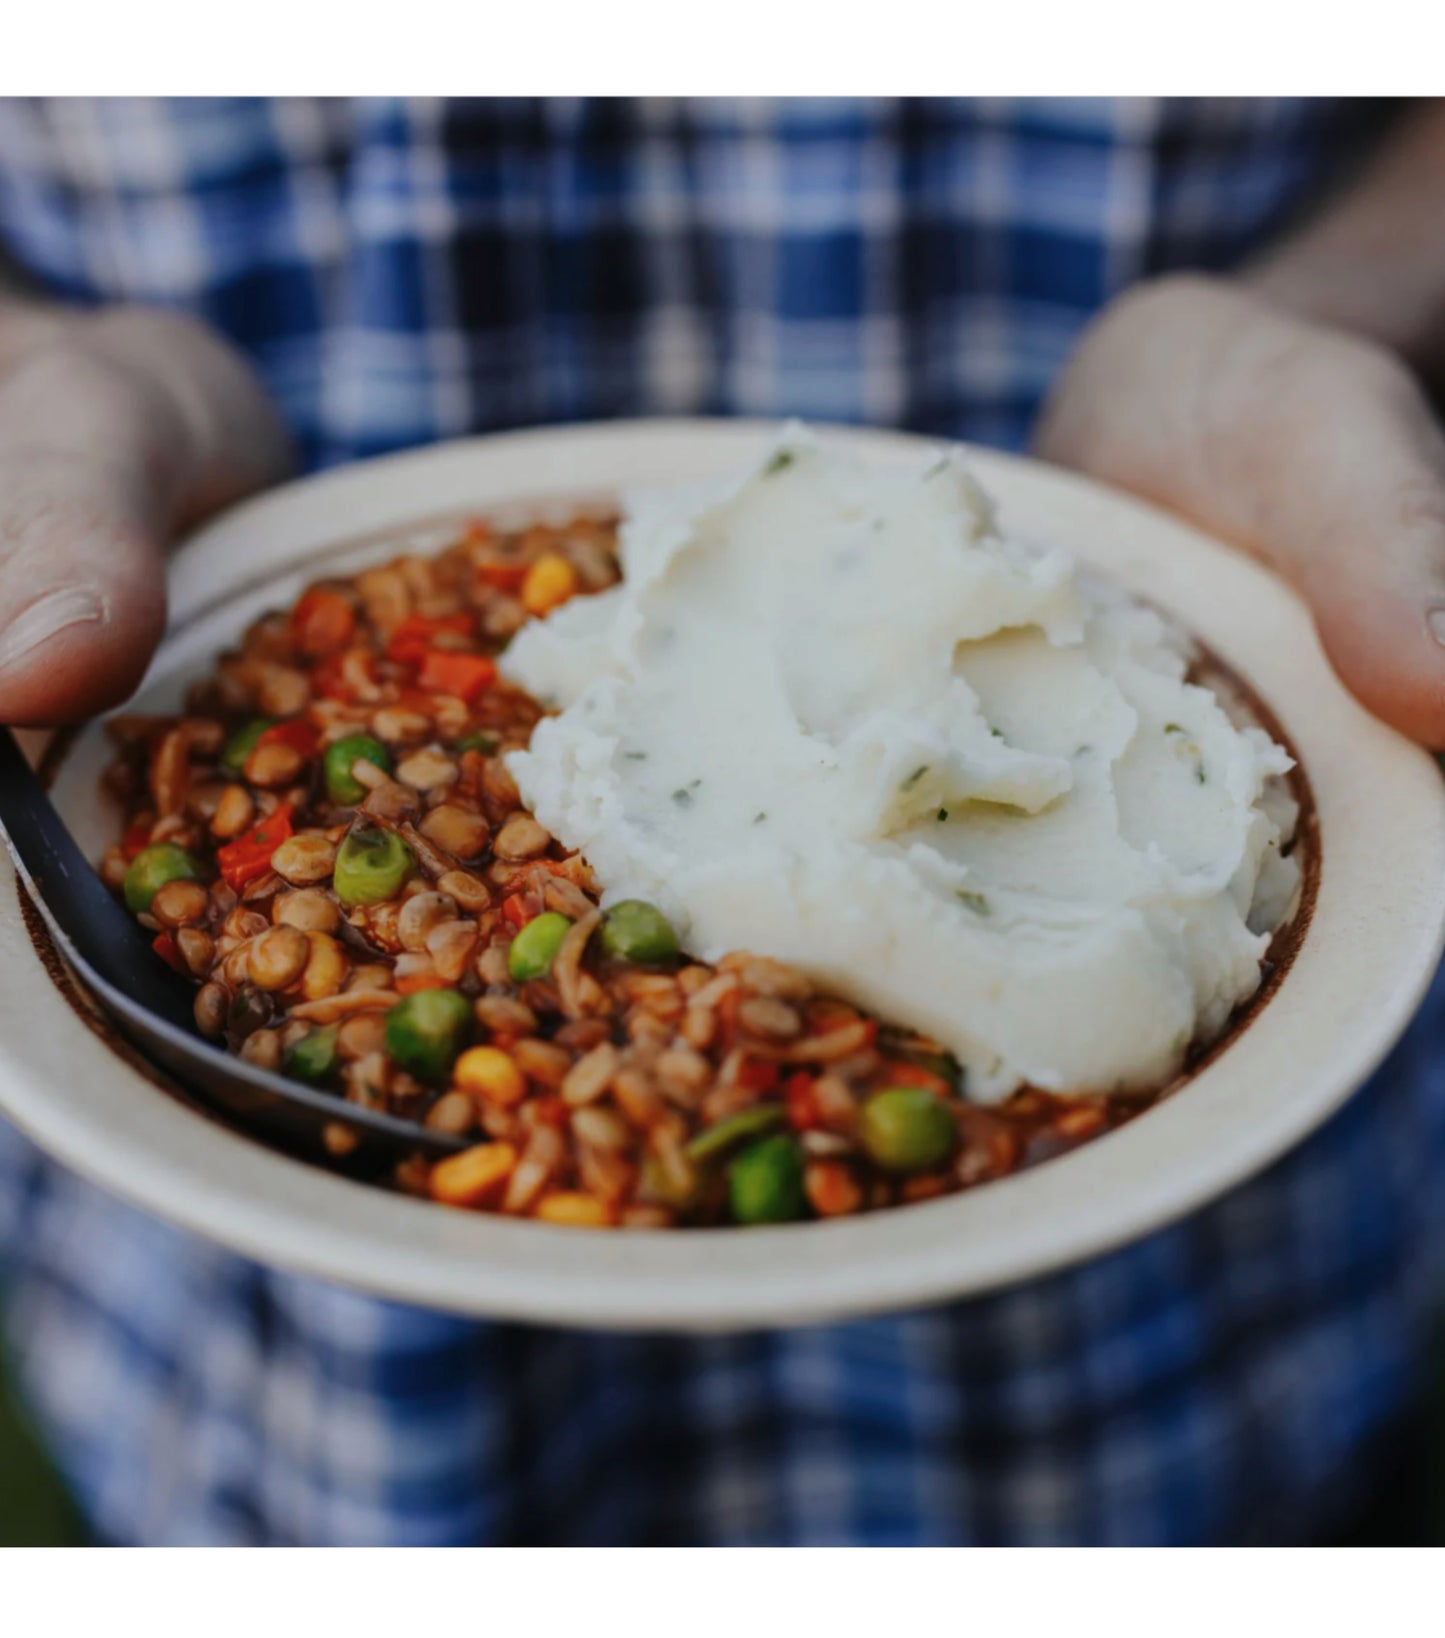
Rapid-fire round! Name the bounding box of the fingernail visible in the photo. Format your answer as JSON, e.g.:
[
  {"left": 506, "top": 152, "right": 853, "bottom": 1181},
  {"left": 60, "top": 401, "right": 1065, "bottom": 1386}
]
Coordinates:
[{"left": 0, "top": 587, "right": 106, "bottom": 677}]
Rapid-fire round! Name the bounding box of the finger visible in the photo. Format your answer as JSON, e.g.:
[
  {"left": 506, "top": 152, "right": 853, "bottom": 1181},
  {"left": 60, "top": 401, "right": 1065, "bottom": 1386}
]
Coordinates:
[
  {"left": 0, "top": 451, "right": 167, "bottom": 723},
  {"left": 0, "top": 310, "right": 291, "bottom": 725},
  {"left": 1037, "top": 277, "right": 1445, "bottom": 747}
]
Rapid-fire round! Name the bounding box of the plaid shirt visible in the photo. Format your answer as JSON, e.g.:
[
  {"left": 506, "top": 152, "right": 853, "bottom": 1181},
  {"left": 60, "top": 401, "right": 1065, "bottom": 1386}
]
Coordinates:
[{"left": 1, "top": 96, "right": 1438, "bottom": 1545}]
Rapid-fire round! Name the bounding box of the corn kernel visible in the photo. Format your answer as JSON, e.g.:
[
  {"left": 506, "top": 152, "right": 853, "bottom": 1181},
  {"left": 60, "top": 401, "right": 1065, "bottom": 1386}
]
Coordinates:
[
  {"left": 454, "top": 1045, "right": 528, "bottom": 1106},
  {"left": 521, "top": 552, "right": 579, "bottom": 617},
  {"left": 430, "top": 1141, "right": 518, "bottom": 1207},
  {"left": 534, "top": 1191, "right": 614, "bottom": 1228}
]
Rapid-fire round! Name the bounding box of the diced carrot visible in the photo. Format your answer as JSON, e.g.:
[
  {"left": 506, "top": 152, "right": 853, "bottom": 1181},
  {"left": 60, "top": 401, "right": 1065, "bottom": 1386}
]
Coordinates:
[
  {"left": 417, "top": 649, "right": 497, "bottom": 703},
  {"left": 879, "top": 1059, "right": 954, "bottom": 1098},
  {"left": 736, "top": 1056, "right": 781, "bottom": 1094},
  {"left": 290, "top": 588, "right": 355, "bottom": 656},
  {"left": 501, "top": 893, "right": 539, "bottom": 930},
  {"left": 257, "top": 718, "right": 320, "bottom": 759},
  {"left": 386, "top": 612, "right": 474, "bottom": 666},
  {"left": 785, "top": 1071, "right": 823, "bottom": 1130},
  {"left": 311, "top": 647, "right": 376, "bottom": 702},
  {"left": 217, "top": 804, "right": 294, "bottom": 891},
  {"left": 477, "top": 560, "right": 528, "bottom": 593}
]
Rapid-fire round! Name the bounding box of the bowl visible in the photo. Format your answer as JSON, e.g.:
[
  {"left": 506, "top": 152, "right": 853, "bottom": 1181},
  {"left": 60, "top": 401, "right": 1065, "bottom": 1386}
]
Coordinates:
[{"left": 2, "top": 418, "right": 1443, "bottom": 1331}]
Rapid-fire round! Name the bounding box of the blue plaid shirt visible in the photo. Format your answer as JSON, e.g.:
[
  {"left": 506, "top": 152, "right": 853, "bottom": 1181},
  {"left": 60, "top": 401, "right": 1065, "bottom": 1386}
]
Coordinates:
[{"left": 1, "top": 96, "right": 1439, "bottom": 1545}]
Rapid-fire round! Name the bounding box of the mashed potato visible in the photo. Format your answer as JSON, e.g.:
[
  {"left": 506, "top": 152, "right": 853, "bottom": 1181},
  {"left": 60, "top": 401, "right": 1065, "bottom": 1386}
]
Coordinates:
[{"left": 504, "top": 428, "right": 1299, "bottom": 1100}]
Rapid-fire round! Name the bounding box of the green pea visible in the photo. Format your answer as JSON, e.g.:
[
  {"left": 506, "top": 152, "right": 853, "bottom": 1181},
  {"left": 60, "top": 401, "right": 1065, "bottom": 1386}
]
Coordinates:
[
  {"left": 728, "top": 1134, "right": 807, "bottom": 1225},
  {"left": 858, "top": 1087, "right": 957, "bottom": 1173},
  {"left": 323, "top": 734, "right": 391, "bottom": 804},
  {"left": 687, "top": 1103, "right": 787, "bottom": 1164},
  {"left": 384, "top": 989, "right": 473, "bottom": 1083},
  {"left": 220, "top": 718, "right": 273, "bottom": 774},
  {"left": 508, "top": 911, "right": 572, "bottom": 982},
  {"left": 333, "top": 825, "right": 414, "bottom": 907},
  {"left": 284, "top": 1024, "right": 339, "bottom": 1086},
  {"left": 456, "top": 731, "right": 499, "bottom": 755},
  {"left": 123, "top": 843, "right": 202, "bottom": 914},
  {"left": 598, "top": 899, "right": 679, "bottom": 965}
]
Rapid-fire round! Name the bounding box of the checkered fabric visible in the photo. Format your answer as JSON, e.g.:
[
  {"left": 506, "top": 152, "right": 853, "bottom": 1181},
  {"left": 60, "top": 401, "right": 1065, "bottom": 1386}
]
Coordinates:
[{"left": 0, "top": 97, "right": 1436, "bottom": 1545}]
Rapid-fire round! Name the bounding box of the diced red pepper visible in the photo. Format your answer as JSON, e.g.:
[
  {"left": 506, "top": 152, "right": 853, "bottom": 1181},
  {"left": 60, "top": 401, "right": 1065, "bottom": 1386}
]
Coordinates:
[
  {"left": 736, "top": 1056, "right": 781, "bottom": 1094},
  {"left": 122, "top": 822, "right": 152, "bottom": 860},
  {"left": 257, "top": 718, "right": 320, "bottom": 759},
  {"left": 785, "top": 1071, "right": 823, "bottom": 1130},
  {"left": 386, "top": 613, "right": 474, "bottom": 666},
  {"left": 217, "top": 804, "right": 294, "bottom": 891},
  {"left": 151, "top": 931, "right": 185, "bottom": 973},
  {"left": 416, "top": 649, "right": 497, "bottom": 703},
  {"left": 880, "top": 1059, "right": 954, "bottom": 1097},
  {"left": 290, "top": 588, "right": 356, "bottom": 657},
  {"left": 502, "top": 892, "right": 540, "bottom": 930}
]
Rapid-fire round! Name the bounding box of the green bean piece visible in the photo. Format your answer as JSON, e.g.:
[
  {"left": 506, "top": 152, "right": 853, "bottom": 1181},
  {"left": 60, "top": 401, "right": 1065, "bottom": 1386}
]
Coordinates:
[
  {"left": 284, "top": 1024, "right": 340, "bottom": 1086},
  {"left": 122, "top": 843, "right": 202, "bottom": 914},
  {"left": 384, "top": 989, "right": 473, "bottom": 1083},
  {"left": 686, "top": 1103, "right": 787, "bottom": 1164},
  {"left": 598, "top": 899, "right": 680, "bottom": 965},
  {"left": 728, "top": 1134, "right": 807, "bottom": 1225},
  {"left": 456, "top": 731, "right": 499, "bottom": 755},
  {"left": 323, "top": 733, "right": 391, "bottom": 804},
  {"left": 220, "top": 718, "right": 273, "bottom": 774},
  {"left": 507, "top": 911, "right": 573, "bottom": 982},
  {"left": 858, "top": 1087, "right": 957, "bottom": 1173},
  {"left": 332, "top": 825, "right": 414, "bottom": 907}
]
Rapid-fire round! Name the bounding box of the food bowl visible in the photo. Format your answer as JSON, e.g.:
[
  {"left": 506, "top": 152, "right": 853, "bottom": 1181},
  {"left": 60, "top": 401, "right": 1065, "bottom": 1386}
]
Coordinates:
[{"left": 2, "top": 419, "right": 1442, "bottom": 1330}]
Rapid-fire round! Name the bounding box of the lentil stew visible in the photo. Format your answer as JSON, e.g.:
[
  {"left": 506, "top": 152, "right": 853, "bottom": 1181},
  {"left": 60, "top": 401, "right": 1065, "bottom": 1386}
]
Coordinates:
[{"left": 97, "top": 510, "right": 1234, "bottom": 1229}]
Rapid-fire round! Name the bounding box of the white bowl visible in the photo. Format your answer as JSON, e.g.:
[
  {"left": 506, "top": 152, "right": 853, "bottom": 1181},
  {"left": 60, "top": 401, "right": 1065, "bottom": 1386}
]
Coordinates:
[{"left": 3, "top": 419, "right": 1443, "bottom": 1331}]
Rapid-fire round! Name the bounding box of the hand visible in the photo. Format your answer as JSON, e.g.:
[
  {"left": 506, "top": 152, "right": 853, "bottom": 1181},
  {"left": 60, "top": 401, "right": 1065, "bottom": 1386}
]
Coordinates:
[
  {"left": 0, "top": 303, "right": 291, "bottom": 724},
  {"left": 1035, "top": 273, "right": 1445, "bottom": 747}
]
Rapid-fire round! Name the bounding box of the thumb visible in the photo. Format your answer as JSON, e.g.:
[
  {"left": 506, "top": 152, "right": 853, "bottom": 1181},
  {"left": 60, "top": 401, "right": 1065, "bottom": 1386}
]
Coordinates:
[
  {"left": 1036, "top": 275, "right": 1445, "bottom": 748},
  {"left": 0, "top": 307, "right": 291, "bottom": 726}
]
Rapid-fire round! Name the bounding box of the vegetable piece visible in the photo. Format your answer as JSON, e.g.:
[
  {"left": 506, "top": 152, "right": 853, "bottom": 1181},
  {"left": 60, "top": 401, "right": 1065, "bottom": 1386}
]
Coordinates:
[
  {"left": 521, "top": 552, "right": 579, "bottom": 617},
  {"left": 385, "top": 988, "right": 473, "bottom": 1082},
  {"left": 220, "top": 718, "right": 273, "bottom": 774},
  {"left": 284, "top": 1024, "right": 340, "bottom": 1085},
  {"left": 332, "top": 824, "right": 414, "bottom": 907},
  {"left": 728, "top": 1134, "right": 807, "bottom": 1225},
  {"left": 597, "top": 899, "right": 679, "bottom": 965},
  {"left": 501, "top": 892, "right": 539, "bottom": 930},
  {"left": 534, "top": 1192, "right": 613, "bottom": 1227},
  {"left": 686, "top": 1102, "right": 787, "bottom": 1163},
  {"left": 290, "top": 587, "right": 355, "bottom": 656},
  {"left": 386, "top": 612, "right": 474, "bottom": 666},
  {"left": 454, "top": 1046, "right": 527, "bottom": 1106},
  {"left": 323, "top": 733, "right": 391, "bottom": 804},
  {"left": 858, "top": 1087, "right": 957, "bottom": 1173},
  {"left": 430, "top": 1141, "right": 518, "bottom": 1207},
  {"left": 456, "top": 731, "right": 499, "bottom": 756},
  {"left": 123, "top": 843, "right": 202, "bottom": 914},
  {"left": 150, "top": 931, "right": 185, "bottom": 972},
  {"left": 879, "top": 1057, "right": 959, "bottom": 1098},
  {"left": 257, "top": 718, "right": 320, "bottom": 760},
  {"left": 507, "top": 911, "right": 572, "bottom": 982},
  {"left": 416, "top": 650, "right": 497, "bottom": 703},
  {"left": 216, "top": 804, "right": 295, "bottom": 891}
]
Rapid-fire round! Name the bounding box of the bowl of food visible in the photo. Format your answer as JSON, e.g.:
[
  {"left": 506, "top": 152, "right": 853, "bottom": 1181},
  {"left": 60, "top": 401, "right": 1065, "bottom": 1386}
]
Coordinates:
[{"left": 1, "top": 418, "right": 1441, "bottom": 1330}]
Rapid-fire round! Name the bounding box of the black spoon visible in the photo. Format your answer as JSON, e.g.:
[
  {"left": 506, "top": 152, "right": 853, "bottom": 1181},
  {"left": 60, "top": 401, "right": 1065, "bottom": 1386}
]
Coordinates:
[{"left": 0, "top": 726, "right": 465, "bottom": 1164}]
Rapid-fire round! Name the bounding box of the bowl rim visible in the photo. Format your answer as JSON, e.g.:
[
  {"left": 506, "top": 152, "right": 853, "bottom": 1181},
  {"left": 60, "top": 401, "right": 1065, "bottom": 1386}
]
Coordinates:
[{"left": 3, "top": 416, "right": 1443, "bottom": 1332}]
